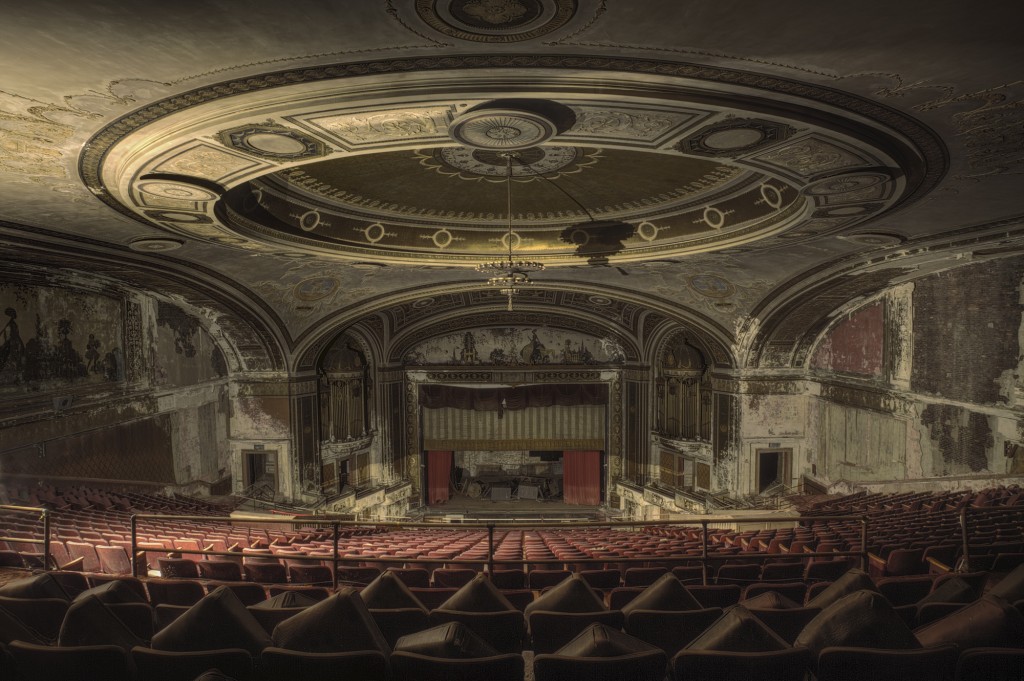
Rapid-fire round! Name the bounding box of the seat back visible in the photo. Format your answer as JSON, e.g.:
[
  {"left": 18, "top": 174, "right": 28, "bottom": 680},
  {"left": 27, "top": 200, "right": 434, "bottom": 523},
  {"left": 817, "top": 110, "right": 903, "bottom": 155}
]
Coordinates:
[
  {"left": 369, "top": 607, "right": 432, "bottom": 648},
  {"left": 389, "top": 650, "right": 525, "bottom": 681},
  {"left": 623, "top": 567, "right": 668, "bottom": 587},
  {"left": 130, "top": 646, "right": 255, "bottom": 681},
  {"left": 488, "top": 569, "right": 526, "bottom": 590},
  {"left": 745, "top": 607, "right": 821, "bottom": 645},
  {"left": 66, "top": 540, "right": 102, "bottom": 573},
  {"left": 715, "top": 563, "right": 761, "bottom": 586},
  {"left": 0, "top": 595, "right": 69, "bottom": 642},
  {"left": 288, "top": 565, "right": 333, "bottom": 586},
  {"left": 96, "top": 545, "right": 133, "bottom": 575},
  {"left": 816, "top": 645, "right": 958, "bottom": 681},
  {"left": 145, "top": 579, "right": 205, "bottom": 607},
  {"left": 624, "top": 608, "right": 723, "bottom": 656},
  {"left": 386, "top": 568, "right": 431, "bottom": 588},
  {"left": 257, "top": 647, "right": 388, "bottom": 681},
  {"left": 243, "top": 562, "right": 288, "bottom": 583},
  {"left": 432, "top": 568, "right": 477, "bottom": 588},
  {"left": 743, "top": 582, "right": 808, "bottom": 604},
  {"left": 429, "top": 609, "right": 527, "bottom": 654},
  {"left": 157, "top": 558, "right": 199, "bottom": 579},
  {"left": 527, "top": 610, "right": 625, "bottom": 654},
  {"left": 8, "top": 640, "right": 131, "bottom": 681},
  {"left": 534, "top": 649, "right": 668, "bottom": 681},
  {"left": 686, "top": 584, "right": 742, "bottom": 609},
  {"left": 671, "top": 647, "right": 812, "bottom": 681},
  {"left": 529, "top": 570, "right": 573, "bottom": 590},
  {"left": 954, "top": 647, "right": 1024, "bottom": 681},
  {"left": 579, "top": 569, "right": 621, "bottom": 590}
]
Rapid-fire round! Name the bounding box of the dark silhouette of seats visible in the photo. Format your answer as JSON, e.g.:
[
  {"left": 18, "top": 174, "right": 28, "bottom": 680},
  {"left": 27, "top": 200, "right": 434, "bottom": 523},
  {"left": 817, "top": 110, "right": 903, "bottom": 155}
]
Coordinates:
[
  {"left": 197, "top": 560, "right": 244, "bottom": 582},
  {"left": 624, "top": 607, "right": 723, "bottom": 656},
  {"left": 671, "top": 647, "right": 811, "bottom": 681},
  {"left": 146, "top": 579, "right": 205, "bottom": 607},
  {"left": 8, "top": 640, "right": 131, "bottom": 681},
  {"left": 257, "top": 647, "right": 389, "bottom": 681},
  {"left": 816, "top": 644, "right": 958, "bottom": 681},
  {"left": 131, "top": 646, "right": 254, "bottom": 681},
  {"left": 954, "top": 646, "right": 1024, "bottom": 681}
]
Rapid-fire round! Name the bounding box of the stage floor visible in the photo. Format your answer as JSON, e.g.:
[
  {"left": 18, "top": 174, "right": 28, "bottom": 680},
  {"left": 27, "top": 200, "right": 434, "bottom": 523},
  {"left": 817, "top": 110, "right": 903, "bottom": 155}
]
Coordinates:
[{"left": 422, "top": 495, "right": 614, "bottom": 522}]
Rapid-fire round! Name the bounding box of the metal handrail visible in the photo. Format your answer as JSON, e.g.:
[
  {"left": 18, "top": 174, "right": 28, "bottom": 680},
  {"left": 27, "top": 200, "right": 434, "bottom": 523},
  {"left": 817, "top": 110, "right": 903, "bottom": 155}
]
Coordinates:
[
  {"left": 0, "top": 504, "right": 50, "bottom": 569},
  {"left": 959, "top": 504, "right": 1024, "bottom": 572},
  {"left": 127, "top": 512, "right": 869, "bottom": 587}
]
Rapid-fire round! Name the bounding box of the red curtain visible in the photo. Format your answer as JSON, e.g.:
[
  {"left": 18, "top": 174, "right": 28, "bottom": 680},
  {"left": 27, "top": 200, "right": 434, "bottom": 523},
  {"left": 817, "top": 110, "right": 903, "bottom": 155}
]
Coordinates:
[
  {"left": 563, "top": 450, "right": 601, "bottom": 505},
  {"left": 427, "top": 450, "right": 453, "bottom": 505}
]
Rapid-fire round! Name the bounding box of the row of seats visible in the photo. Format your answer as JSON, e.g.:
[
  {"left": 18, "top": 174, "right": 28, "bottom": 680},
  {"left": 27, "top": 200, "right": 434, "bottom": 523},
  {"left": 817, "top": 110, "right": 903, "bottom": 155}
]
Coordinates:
[
  {"left": 5, "top": 485, "right": 1024, "bottom": 587},
  {"left": 3, "top": 563, "right": 1024, "bottom": 680}
]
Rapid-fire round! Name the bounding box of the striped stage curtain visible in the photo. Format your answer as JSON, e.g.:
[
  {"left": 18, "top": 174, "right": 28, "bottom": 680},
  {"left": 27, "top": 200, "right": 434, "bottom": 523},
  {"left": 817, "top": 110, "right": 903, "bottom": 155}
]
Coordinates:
[{"left": 421, "top": 404, "right": 605, "bottom": 451}]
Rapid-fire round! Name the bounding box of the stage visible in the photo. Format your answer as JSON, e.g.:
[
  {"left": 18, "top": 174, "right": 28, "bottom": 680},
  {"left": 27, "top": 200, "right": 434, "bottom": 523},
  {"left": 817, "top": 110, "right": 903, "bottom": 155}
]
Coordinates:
[{"left": 420, "top": 495, "right": 616, "bottom": 522}]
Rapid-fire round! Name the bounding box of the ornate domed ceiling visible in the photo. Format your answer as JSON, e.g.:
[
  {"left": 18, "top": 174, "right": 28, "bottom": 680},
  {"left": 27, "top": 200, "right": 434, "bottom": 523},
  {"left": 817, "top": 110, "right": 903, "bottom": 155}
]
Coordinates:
[
  {"left": 1, "top": 0, "right": 1022, "bottom": 369},
  {"left": 88, "top": 62, "right": 937, "bottom": 266}
]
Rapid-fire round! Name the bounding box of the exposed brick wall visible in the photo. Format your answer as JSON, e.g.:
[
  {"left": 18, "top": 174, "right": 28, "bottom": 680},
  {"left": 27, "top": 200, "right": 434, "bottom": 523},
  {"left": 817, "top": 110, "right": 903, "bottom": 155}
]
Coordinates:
[
  {"left": 810, "top": 301, "right": 884, "bottom": 376},
  {"left": 911, "top": 258, "right": 1024, "bottom": 404},
  {"left": 920, "top": 403, "right": 993, "bottom": 474}
]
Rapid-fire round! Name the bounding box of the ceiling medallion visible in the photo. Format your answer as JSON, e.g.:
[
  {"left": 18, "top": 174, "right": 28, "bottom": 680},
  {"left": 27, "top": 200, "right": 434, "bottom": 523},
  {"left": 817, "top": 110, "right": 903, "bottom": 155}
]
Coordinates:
[
  {"left": 128, "top": 237, "right": 184, "bottom": 252},
  {"left": 218, "top": 123, "right": 328, "bottom": 161},
  {"left": 679, "top": 118, "right": 796, "bottom": 157},
  {"left": 449, "top": 108, "right": 559, "bottom": 150},
  {"left": 415, "top": 0, "right": 577, "bottom": 42},
  {"left": 433, "top": 145, "right": 585, "bottom": 178}
]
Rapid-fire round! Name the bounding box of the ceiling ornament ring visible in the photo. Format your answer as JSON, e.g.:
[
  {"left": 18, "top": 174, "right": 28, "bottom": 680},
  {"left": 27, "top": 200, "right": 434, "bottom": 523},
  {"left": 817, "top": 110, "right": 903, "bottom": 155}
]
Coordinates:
[
  {"left": 81, "top": 55, "right": 945, "bottom": 266},
  {"left": 415, "top": 0, "right": 578, "bottom": 43},
  {"left": 448, "top": 107, "right": 559, "bottom": 149}
]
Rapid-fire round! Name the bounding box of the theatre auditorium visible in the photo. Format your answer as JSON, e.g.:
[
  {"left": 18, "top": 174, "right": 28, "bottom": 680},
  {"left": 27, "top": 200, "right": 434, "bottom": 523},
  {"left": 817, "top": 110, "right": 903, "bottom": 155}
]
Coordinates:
[{"left": 2, "top": 2, "right": 1024, "bottom": 679}]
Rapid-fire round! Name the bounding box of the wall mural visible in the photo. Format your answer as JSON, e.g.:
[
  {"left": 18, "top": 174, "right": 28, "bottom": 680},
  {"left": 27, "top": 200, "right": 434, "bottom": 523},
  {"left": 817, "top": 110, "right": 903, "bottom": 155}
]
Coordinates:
[
  {"left": 404, "top": 326, "right": 626, "bottom": 365},
  {"left": 151, "top": 302, "right": 227, "bottom": 388},
  {"left": 0, "top": 283, "right": 124, "bottom": 395}
]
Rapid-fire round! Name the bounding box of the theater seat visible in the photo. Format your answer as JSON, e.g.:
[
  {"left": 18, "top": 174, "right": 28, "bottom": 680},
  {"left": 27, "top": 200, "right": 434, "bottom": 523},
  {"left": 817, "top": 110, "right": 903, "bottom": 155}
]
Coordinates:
[
  {"left": 257, "top": 647, "right": 389, "bottom": 681},
  {"left": 390, "top": 650, "right": 525, "bottom": 681},
  {"left": 671, "top": 647, "right": 811, "bottom": 681},
  {"left": 131, "top": 646, "right": 254, "bottom": 681},
  {"left": 954, "top": 647, "right": 1024, "bottom": 681},
  {"left": 533, "top": 624, "right": 668, "bottom": 681},
  {"left": 624, "top": 607, "right": 723, "bottom": 656},
  {"left": 816, "top": 644, "right": 958, "bottom": 681},
  {"left": 8, "top": 641, "right": 132, "bottom": 681}
]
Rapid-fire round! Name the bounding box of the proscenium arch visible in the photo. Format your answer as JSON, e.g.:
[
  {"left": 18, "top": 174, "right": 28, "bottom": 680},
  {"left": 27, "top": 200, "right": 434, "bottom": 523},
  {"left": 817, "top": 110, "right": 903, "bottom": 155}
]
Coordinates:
[
  {"left": 386, "top": 309, "right": 642, "bottom": 366},
  {"left": 291, "top": 280, "right": 739, "bottom": 372}
]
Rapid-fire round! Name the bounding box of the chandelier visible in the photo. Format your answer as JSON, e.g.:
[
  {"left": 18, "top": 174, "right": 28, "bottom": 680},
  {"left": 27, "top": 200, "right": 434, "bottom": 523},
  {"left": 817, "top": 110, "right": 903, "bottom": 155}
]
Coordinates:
[{"left": 476, "top": 152, "right": 545, "bottom": 311}]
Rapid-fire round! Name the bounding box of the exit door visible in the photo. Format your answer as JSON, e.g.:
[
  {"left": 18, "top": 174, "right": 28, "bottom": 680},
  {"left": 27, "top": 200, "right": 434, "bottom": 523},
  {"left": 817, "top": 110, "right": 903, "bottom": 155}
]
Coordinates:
[
  {"left": 243, "top": 450, "right": 277, "bottom": 494},
  {"left": 756, "top": 449, "right": 791, "bottom": 494}
]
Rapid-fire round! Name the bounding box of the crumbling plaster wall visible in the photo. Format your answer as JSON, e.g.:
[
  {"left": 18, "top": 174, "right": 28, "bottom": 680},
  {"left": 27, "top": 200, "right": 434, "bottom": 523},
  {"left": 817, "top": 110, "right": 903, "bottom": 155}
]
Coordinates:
[
  {"left": 800, "top": 258, "right": 1024, "bottom": 491},
  {"left": 0, "top": 279, "right": 232, "bottom": 492},
  {"left": 736, "top": 386, "right": 811, "bottom": 495},
  {"left": 228, "top": 380, "right": 294, "bottom": 499}
]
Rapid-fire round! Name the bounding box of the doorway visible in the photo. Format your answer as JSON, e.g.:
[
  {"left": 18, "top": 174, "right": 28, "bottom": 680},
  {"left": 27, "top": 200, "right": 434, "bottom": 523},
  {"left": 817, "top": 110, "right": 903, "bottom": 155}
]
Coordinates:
[
  {"left": 756, "top": 448, "right": 791, "bottom": 494},
  {"left": 243, "top": 449, "right": 277, "bottom": 495}
]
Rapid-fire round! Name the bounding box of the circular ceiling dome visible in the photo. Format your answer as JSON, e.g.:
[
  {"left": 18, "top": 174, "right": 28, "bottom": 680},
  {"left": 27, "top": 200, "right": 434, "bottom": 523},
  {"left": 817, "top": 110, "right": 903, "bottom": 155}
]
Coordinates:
[{"left": 82, "top": 56, "right": 943, "bottom": 266}]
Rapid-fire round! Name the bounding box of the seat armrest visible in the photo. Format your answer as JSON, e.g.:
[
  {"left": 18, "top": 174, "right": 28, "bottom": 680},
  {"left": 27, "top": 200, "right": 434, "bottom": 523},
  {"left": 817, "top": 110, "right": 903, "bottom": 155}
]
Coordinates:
[{"left": 867, "top": 553, "right": 887, "bottom": 578}]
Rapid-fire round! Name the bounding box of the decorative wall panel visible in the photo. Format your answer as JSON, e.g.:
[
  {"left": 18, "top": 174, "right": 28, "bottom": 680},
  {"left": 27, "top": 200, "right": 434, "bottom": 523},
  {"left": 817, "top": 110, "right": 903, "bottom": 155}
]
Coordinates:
[{"left": 0, "top": 283, "right": 124, "bottom": 396}]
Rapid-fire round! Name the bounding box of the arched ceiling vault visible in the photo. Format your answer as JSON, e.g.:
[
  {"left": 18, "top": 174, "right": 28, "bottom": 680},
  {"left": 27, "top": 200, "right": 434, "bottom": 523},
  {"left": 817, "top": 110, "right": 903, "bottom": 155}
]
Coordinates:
[
  {"left": 1, "top": 224, "right": 288, "bottom": 373},
  {"left": 746, "top": 214, "right": 1024, "bottom": 369}
]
